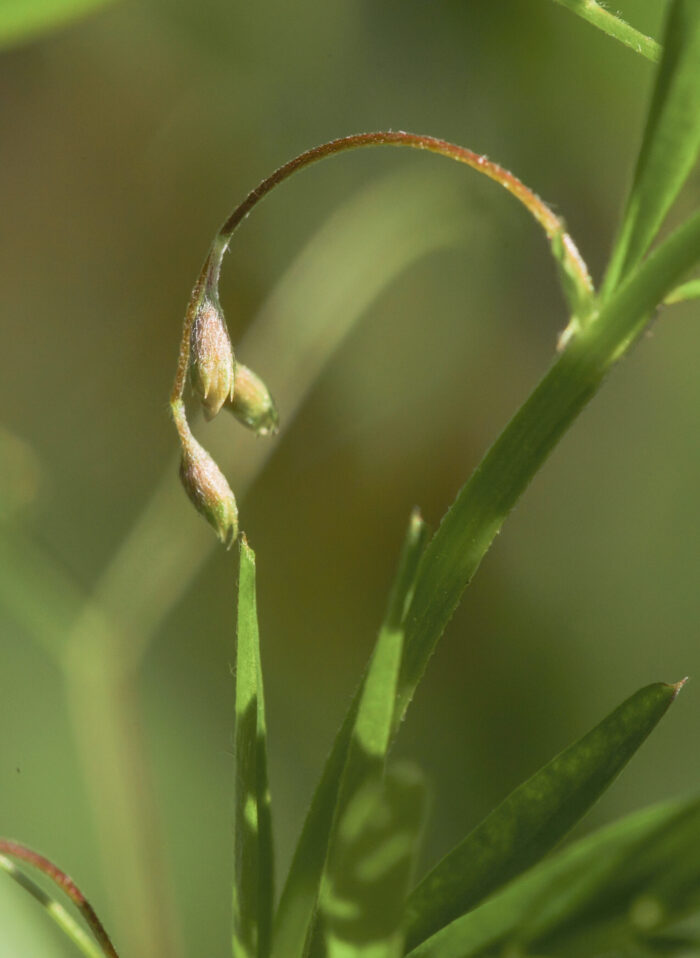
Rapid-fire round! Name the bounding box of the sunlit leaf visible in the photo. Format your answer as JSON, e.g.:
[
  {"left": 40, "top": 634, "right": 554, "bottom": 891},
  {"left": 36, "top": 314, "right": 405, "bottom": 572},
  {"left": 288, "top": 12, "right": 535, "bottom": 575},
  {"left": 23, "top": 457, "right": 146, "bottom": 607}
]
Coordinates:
[
  {"left": 273, "top": 512, "right": 428, "bottom": 958},
  {"left": 602, "top": 0, "right": 700, "bottom": 297},
  {"left": 408, "top": 794, "right": 700, "bottom": 958},
  {"left": 320, "top": 764, "right": 427, "bottom": 958},
  {"left": 233, "top": 538, "right": 273, "bottom": 958},
  {"left": 0, "top": 0, "right": 116, "bottom": 49},
  {"left": 404, "top": 681, "right": 683, "bottom": 950}
]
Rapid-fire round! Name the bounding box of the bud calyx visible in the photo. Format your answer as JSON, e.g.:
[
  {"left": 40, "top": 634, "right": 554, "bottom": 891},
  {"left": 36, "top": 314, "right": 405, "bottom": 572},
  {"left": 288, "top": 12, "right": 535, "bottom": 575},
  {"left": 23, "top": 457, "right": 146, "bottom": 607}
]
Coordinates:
[
  {"left": 189, "top": 298, "right": 235, "bottom": 420},
  {"left": 228, "top": 363, "right": 279, "bottom": 437},
  {"left": 179, "top": 430, "right": 238, "bottom": 547}
]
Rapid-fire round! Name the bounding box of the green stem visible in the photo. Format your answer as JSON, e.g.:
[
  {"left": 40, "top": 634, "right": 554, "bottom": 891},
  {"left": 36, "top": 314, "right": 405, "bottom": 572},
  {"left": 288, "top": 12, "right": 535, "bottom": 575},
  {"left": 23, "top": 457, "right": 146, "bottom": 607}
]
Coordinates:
[
  {"left": 0, "top": 841, "right": 118, "bottom": 958},
  {"left": 397, "top": 208, "right": 700, "bottom": 721},
  {"left": 0, "top": 855, "right": 104, "bottom": 958},
  {"left": 551, "top": 0, "right": 661, "bottom": 62}
]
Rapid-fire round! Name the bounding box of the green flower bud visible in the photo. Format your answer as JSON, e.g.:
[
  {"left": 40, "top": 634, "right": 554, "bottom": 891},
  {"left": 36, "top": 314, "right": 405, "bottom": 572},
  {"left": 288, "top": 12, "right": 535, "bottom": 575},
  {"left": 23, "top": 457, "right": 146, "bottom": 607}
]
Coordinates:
[
  {"left": 227, "top": 363, "right": 279, "bottom": 437},
  {"left": 179, "top": 431, "right": 238, "bottom": 547},
  {"left": 189, "top": 298, "right": 235, "bottom": 420}
]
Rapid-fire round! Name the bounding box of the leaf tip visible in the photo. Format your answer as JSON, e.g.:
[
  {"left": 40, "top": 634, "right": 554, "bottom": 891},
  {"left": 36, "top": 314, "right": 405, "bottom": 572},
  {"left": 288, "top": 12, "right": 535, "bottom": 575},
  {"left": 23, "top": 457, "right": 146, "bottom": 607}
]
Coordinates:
[
  {"left": 409, "top": 506, "right": 424, "bottom": 531},
  {"left": 240, "top": 533, "right": 255, "bottom": 562},
  {"left": 669, "top": 676, "right": 689, "bottom": 697}
]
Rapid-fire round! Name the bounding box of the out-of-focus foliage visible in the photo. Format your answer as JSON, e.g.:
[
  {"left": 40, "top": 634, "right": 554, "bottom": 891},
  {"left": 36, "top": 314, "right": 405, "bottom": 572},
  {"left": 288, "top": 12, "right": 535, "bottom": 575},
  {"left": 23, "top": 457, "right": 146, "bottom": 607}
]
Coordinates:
[{"left": 0, "top": 0, "right": 116, "bottom": 49}]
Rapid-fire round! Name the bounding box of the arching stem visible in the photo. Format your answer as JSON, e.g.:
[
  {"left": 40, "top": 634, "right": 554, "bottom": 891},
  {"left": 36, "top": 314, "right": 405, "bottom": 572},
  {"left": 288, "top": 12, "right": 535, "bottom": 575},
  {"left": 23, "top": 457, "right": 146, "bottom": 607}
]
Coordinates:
[
  {"left": 170, "top": 130, "right": 595, "bottom": 411},
  {"left": 0, "top": 840, "right": 119, "bottom": 958}
]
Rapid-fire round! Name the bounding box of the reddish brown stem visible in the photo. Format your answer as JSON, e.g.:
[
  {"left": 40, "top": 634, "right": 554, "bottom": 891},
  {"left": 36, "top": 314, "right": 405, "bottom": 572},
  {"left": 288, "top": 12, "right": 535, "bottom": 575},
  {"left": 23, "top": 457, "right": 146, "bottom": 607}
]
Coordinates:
[
  {"left": 0, "top": 840, "right": 119, "bottom": 958},
  {"left": 171, "top": 130, "right": 593, "bottom": 407}
]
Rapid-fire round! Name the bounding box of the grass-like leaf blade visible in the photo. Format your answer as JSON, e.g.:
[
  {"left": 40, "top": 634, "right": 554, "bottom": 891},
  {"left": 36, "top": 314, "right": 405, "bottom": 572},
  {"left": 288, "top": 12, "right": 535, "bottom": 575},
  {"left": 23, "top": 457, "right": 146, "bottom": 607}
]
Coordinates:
[
  {"left": 408, "top": 793, "right": 700, "bottom": 958},
  {"left": 319, "top": 764, "right": 427, "bottom": 958},
  {"left": 0, "top": 0, "right": 116, "bottom": 49},
  {"left": 602, "top": 0, "right": 700, "bottom": 298},
  {"left": 404, "top": 680, "right": 683, "bottom": 950},
  {"left": 234, "top": 538, "right": 274, "bottom": 958},
  {"left": 306, "top": 512, "right": 427, "bottom": 954},
  {"left": 272, "top": 511, "right": 428, "bottom": 958}
]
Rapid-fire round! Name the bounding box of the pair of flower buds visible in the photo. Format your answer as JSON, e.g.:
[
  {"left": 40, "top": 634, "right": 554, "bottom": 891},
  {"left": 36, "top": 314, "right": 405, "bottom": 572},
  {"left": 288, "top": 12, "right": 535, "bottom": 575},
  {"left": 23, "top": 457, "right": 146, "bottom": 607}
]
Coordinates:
[{"left": 178, "top": 297, "right": 278, "bottom": 547}]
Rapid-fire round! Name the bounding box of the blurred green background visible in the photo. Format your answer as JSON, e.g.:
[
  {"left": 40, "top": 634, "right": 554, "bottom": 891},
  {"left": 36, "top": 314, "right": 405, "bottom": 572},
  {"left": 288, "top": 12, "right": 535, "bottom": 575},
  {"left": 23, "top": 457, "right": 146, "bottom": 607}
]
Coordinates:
[{"left": 2, "top": 0, "right": 700, "bottom": 955}]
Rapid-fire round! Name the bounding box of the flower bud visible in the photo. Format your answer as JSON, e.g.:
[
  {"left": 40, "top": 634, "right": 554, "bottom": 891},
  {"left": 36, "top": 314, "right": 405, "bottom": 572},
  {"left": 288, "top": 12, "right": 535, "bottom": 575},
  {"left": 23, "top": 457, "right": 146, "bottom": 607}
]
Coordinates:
[
  {"left": 189, "top": 298, "right": 235, "bottom": 420},
  {"left": 227, "top": 363, "right": 279, "bottom": 437},
  {"left": 179, "top": 431, "right": 238, "bottom": 547}
]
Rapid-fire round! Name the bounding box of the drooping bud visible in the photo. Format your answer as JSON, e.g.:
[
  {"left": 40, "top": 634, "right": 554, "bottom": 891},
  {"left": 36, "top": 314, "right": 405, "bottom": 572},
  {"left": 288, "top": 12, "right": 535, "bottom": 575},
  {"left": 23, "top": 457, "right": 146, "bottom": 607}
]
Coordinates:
[
  {"left": 189, "top": 298, "right": 235, "bottom": 420},
  {"left": 226, "top": 363, "right": 279, "bottom": 437},
  {"left": 179, "top": 430, "right": 238, "bottom": 547}
]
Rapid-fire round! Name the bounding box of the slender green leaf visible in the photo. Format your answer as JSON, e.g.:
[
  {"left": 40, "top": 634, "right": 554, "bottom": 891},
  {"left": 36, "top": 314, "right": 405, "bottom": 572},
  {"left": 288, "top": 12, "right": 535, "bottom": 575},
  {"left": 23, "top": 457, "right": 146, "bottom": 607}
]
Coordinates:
[
  {"left": 272, "top": 512, "right": 428, "bottom": 958},
  {"left": 305, "top": 512, "right": 428, "bottom": 955},
  {"left": 346, "top": 509, "right": 429, "bottom": 777},
  {"left": 550, "top": 0, "right": 661, "bottom": 63},
  {"left": 602, "top": 0, "right": 700, "bottom": 298},
  {"left": 404, "top": 681, "right": 683, "bottom": 950},
  {"left": 319, "top": 764, "right": 427, "bottom": 958},
  {"left": 0, "top": 0, "right": 117, "bottom": 48},
  {"left": 408, "top": 794, "right": 700, "bottom": 958},
  {"left": 234, "top": 538, "right": 273, "bottom": 958}
]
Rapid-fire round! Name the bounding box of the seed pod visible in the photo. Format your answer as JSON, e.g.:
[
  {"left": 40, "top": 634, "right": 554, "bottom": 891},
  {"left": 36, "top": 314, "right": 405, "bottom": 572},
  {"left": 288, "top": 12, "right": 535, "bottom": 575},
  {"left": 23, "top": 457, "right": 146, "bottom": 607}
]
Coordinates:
[
  {"left": 179, "top": 431, "right": 238, "bottom": 547},
  {"left": 189, "top": 298, "right": 235, "bottom": 420},
  {"left": 227, "top": 363, "right": 279, "bottom": 437}
]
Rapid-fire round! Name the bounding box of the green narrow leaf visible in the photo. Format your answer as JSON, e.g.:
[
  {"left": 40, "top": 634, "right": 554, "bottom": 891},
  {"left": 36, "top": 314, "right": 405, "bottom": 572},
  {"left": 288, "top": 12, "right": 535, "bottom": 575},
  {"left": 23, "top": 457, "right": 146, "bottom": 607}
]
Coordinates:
[
  {"left": 602, "top": 0, "right": 700, "bottom": 298},
  {"left": 234, "top": 538, "right": 273, "bottom": 958},
  {"left": 550, "top": 0, "right": 661, "bottom": 63},
  {"left": 272, "top": 511, "right": 429, "bottom": 958},
  {"left": 306, "top": 512, "right": 428, "bottom": 955},
  {"left": 319, "top": 764, "right": 427, "bottom": 958},
  {"left": 348, "top": 509, "right": 428, "bottom": 777},
  {"left": 408, "top": 794, "right": 700, "bottom": 958},
  {"left": 404, "top": 680, "right": 684, "bottom": 951},
  {"left": 0, "top": 0, "right": 117, "bottom": 49}
]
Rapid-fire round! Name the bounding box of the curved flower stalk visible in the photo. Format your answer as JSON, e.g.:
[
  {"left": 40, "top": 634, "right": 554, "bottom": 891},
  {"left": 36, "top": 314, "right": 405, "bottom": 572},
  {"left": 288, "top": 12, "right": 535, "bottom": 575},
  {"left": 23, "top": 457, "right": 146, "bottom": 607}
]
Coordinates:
[
  {"left": 0, "top": 839, "right": 118, "bottom": 958},
  {"left": 171, "top": 130, "right": 595, "bottom": 544}
]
